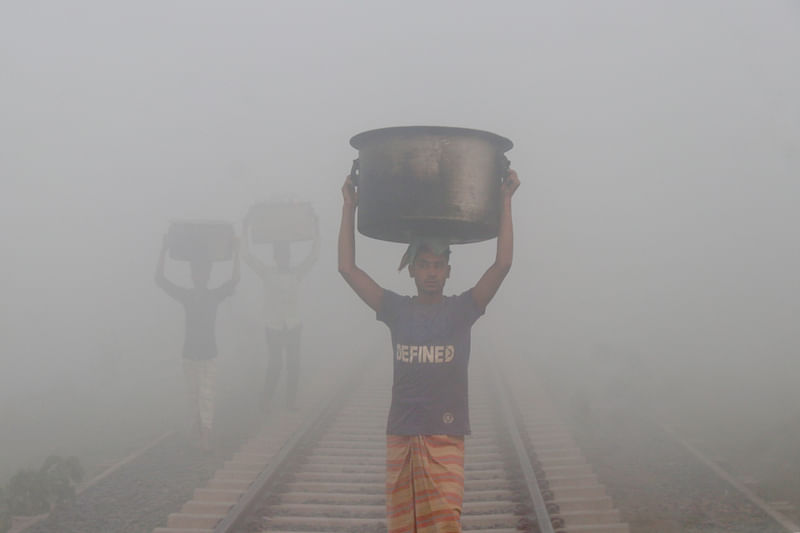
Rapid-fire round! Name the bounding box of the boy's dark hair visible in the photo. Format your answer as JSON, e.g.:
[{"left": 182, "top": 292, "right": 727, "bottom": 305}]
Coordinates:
[{"left": 398, "top": 238, "right": 451, "bottom": 271}]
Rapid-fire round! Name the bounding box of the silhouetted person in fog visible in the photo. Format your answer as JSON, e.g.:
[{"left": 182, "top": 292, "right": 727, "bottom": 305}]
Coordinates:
[
  {"left": 155, "top": 236, "right": 240, "bottom": 450},
  {"left": 242, "top": 216, "right": 319, "bottom": 411},
  {"left": 338, "top": 170, "right": 520, "bottom": 533}
]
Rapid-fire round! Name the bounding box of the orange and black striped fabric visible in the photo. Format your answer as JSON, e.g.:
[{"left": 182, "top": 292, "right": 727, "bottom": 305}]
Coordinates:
[{"left": 386, "top": 434, "right": 465, "bottom": 533}]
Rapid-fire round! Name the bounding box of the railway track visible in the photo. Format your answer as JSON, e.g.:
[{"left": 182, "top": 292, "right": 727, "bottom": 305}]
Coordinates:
[{"left": 153, "top": 359, "right": 628, "bottom": 533}]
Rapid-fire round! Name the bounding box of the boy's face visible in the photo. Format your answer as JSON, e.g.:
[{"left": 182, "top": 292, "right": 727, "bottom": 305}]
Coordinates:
[{"left": 409, "top": 248, "right": 450, "bottom": 296}]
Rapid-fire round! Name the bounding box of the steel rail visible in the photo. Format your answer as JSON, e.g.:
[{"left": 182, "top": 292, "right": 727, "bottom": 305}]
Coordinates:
[
  {"left": 214, "top": 357, "right": 556, "bottom": 533},
  {"left": 490, "top": 363, "right": 556, "bottom": 533},
  {"left": 213, "top": 357, "right": 371, "bottom": 533},
  {"left": 662, "top": 424, "right": 800, "bottom": 533}
]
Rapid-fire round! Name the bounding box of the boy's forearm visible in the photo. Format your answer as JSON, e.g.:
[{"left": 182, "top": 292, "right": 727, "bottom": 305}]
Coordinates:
[
  {"left": 155, "top": 249, "right": 167, "bottom": 280},
  {"left": 240, "top": 236, "right": 267, "bottom": 276},
  {"left": 232, "top": 250, "right": 241, "bottom": 282},
  {"left": 495, "top": 196, "right": 513, "bottom": 271},
  {"left": 240, "top": 230, "right": 254, "bottom": 261},
  {"left": 338, "top": 205, "right": 357, "bottom": 274},
  {"left": 336, "top": 202, "right": 383, "bottom": 311}
]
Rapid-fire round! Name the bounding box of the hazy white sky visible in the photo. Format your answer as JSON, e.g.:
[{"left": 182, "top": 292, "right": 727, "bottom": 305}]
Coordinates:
[{"left": 1, "top": 1, "right": 798, "bottom": 396}]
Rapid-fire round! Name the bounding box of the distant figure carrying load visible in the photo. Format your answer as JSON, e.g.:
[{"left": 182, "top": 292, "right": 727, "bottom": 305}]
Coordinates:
[
  {"left": 242, "top": 208, "right": 319, "bottom": 411},
  {"left": 338, "top": 168, "right": 520, "bottom": 532},
  {"left": 155, "top": 224, "right": 240, "bottom": 450}
]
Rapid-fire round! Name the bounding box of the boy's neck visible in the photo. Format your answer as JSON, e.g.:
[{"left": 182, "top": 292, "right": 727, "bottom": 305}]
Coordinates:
[{"left": 414, "top": 292, "right": 444, "bottom": 305}]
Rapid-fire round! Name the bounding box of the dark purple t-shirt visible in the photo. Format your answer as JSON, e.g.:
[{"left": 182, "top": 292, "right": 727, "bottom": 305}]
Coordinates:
[
  {"left": 377, "top": 289, "right": 484, "bottom": 436},
  {"left": 156, "top": 277, "right": 236, "bottom": 360}
]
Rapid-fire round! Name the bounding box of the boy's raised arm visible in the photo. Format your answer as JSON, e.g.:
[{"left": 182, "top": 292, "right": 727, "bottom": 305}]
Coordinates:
[
  {"left": 241, "top": 217, "right": 269, "bottom": 280},
  {"left": 471, "top": 170, "right": 521, "bottom": 310},
  {"left": 211, "top": 239, "right": 241, "bottom": 298},
  {"left": 338, "top": 176, "right": 384, "bottom": 312},
  {"left": 231, "top": 238, "right": 241, "bottom": 285},
  {"left": 154, "top": 235, "right": 187, "bottom": 301}
]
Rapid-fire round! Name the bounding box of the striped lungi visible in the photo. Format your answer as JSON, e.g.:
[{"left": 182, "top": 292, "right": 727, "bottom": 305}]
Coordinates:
[
  {"left": 182, "top": 358, "right": 217, "bottom": 431},
  {"left": 386, "top": 434, "right": 465, "bottom": 533}
]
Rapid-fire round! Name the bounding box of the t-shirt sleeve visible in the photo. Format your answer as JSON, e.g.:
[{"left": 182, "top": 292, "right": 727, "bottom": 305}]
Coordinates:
[
  {"left": 456, "top": 289, "right": 485, "bottom": 327},
  {"left": 376, "top": 289, "right": 405, "bottom": 325}
]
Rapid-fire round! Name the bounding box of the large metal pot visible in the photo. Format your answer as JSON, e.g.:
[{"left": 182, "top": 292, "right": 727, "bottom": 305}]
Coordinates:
[
  {"left": 246, "top": 201, "right": 316, "bottom": 244},
  {"left": 350, "top": 126, "right": 512, "bottom": 244}
]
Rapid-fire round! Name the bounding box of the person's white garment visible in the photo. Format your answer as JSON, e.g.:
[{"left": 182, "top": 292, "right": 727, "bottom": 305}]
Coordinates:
[
  {"left": 183, "top": 358, "right": 217, "bottom": 431},
  {"left": 261, "top": 269, "right": 301, "bottom": 329}
]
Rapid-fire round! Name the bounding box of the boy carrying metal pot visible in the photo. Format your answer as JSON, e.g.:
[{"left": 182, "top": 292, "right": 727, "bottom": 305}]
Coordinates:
[
  {"left": 338, "top": 169, "right": 520, "bottom": 532},
  {"left": 155, "top": 235, "right": 240, "bottom": 451}
]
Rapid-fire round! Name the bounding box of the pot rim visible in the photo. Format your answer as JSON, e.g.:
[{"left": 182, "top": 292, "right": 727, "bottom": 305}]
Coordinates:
[{"left": 350, "top": 125, "right": 513, "bottom": 151}]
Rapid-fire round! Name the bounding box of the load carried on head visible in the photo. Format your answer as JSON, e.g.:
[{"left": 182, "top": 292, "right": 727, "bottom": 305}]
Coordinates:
[
  {"left": 166, "top": 220, "right": 236, "bottom": 263},
  {"left": 245, "top": 201, "right": 317, "bottom": 245},
  {"left": 349, "top": 126, "right": 513, "bottom": 245}
]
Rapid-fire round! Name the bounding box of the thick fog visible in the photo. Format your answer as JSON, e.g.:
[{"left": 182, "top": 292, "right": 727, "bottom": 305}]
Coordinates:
[{"left": 1, "top": 0, "right": 798, "bottom": 499}]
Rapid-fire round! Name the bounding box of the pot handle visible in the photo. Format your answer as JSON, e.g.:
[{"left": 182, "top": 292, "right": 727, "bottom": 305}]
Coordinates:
[
  {"left": 499, "top": 155, "right": 511, "bottom": 181},
  {"left": 350, "top": 158, "right": 360, "bottom": 187}
]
